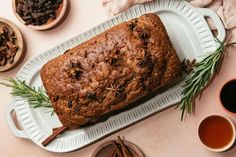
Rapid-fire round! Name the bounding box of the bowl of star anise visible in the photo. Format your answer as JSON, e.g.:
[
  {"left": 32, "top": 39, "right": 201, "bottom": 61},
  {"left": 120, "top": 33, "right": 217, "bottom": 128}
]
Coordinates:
[{"left": 0, "top": 17, "right": 25, "bottom": 72}]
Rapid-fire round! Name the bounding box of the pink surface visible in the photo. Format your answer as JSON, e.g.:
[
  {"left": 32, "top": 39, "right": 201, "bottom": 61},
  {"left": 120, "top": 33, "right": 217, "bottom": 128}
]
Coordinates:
[{"left": 0, "top": 0, "right": 236, "bottom": 156}]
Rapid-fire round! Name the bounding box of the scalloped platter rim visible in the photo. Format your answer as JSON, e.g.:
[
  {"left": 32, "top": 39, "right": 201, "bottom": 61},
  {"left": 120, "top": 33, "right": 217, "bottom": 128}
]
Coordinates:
[{"left": 6, "top": 0, "right": 225, "bottom": 153}]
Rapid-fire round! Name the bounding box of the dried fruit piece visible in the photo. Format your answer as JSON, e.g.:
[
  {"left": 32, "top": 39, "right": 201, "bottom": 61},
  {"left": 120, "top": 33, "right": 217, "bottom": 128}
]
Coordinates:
[
  {"left": 67, "top": 100, "right": 73, "bottom": 108},
  {"left": 86, "top": 93, "right": 97, "bottom": 100}
]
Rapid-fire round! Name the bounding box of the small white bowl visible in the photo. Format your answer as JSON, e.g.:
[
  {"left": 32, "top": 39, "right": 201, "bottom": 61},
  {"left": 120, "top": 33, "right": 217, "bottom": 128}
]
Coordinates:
[{"left": 198, "top": 114, "right": 236, "bottom": 152}]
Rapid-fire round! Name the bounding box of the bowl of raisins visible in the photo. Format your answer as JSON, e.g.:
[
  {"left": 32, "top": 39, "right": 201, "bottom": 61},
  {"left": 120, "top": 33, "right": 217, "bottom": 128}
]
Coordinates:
[{"left": 13, "top": 0, "right": 68, "bottom": 30}]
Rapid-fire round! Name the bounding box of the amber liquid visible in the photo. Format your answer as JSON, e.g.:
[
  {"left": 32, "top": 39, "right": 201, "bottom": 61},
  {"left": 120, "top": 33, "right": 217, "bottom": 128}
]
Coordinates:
[{"left": 199, "top": 116, "right": 233, "bottom": 149}]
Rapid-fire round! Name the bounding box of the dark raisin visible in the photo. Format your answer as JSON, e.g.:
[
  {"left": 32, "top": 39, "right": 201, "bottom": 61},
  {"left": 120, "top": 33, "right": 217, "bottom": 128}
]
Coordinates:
[
  {"left": 110, "top": 58, "right": 121, "bottom": 65},
  {"left": 74, "top": 103, "right": 80, "bottom": 112},
  {"left": 68, "top": 100, "right": 73, "bottom": 108},
  {"left": 15, "top": 0, "right": 63, "bottom": 26},
  {"left": 74, "top": 68, "right": 83, "bottom": 79},
  {"left": 86, "top": 93, "right": 97, "bottom": 100},
  {"left": 139, "top": 82, "right": 146, "bottom": 90},
  {"left": 128, "top": 22, "right": 136, "bottom": 31},
  {"left": 53, "top": 96, "right": 59, "bottom": 102}
]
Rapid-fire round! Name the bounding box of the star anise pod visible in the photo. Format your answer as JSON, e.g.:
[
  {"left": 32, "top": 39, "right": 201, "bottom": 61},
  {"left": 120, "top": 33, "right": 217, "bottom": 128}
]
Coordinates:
[
  {"left": 70, "top": 59, "right": 82, "bottom": 68},
  {"left": 67, "top": 68, "right": 82, "bottom": 79},
  {"left": 106, "top": 84, "right": 124, "bottom": 97},
  {"left": 110, "top": 47, "right": 120, "bottom": 54},
  {"left": 136, "top": 49, "right": 152, "bottom": 67},
  {"left": 66, "top": 60, "right": 83, "bottom": 80},
  {"left": 181, "top": 58, "right": 197, "bottom": 73},
  {"left": 134, "top": 26, "right": 149, "bottom": 39},
  {"left": 128, "top": 21, "right": 136, "bottom": 31},
  {"left": 0, "top": 26, "right": 19, "bottom": 66},
  {"left": 106, "top": 48, "right": 122, "bottom": 66}
]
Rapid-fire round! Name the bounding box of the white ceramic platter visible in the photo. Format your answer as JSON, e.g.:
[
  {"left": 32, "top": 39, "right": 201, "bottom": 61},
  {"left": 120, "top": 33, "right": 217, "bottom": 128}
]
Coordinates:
[{"left": 6, "top": 0, "right": 225, "bottom": 153}]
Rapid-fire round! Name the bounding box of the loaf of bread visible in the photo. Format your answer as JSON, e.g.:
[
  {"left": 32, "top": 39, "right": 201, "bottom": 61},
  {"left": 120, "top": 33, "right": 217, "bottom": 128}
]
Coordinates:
[{"left": 41, "top": 13, "right": 181, "bottom": 129}]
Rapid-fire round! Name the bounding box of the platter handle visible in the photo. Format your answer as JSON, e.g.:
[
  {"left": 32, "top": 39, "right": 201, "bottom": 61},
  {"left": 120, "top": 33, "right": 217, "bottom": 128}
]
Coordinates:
[
  {"left": 5, "top": 102, "right": 28, "bottom": 139},
  {"left": 197, "top": 8, "right": 226, "bottom": 42}
]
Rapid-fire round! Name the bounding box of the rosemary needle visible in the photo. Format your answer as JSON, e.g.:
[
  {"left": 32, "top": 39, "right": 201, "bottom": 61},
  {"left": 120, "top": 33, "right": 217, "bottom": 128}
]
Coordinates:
[
  {"left": 179, "top": 39, "right": 236, "bottom": 121},
  {"left": 0, "top": 78, "right": 52, "bottom": 109}
]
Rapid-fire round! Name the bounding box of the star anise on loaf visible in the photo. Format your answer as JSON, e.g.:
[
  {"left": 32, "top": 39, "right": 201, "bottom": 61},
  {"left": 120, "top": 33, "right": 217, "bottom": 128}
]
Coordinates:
[
  {"left": 106, "top": 84, "right": 124, "bottom": 97},
  {"left": 66, "top": 60, "right": 83, "bottom": 80},
  {"left": 134, "top": 25, "right": 149, "bottom": 39},
  {"left": 136, "top": 49, "right": 152, "bottom": 68}
]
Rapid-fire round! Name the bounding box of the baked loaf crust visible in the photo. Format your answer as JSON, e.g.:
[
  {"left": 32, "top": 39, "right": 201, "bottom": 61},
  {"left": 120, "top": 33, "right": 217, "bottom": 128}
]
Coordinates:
[{"left": 41, "top": 13, "right": 181, "bottom": 129}]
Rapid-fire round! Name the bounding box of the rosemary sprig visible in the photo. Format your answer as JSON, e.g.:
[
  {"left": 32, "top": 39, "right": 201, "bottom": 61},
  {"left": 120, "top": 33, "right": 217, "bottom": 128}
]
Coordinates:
[
  {"left": 0, "top": 78, "right": 52, "bottom": 108},
  {"left": 179, "top": 38, "right": 236, "bottom": 120}
]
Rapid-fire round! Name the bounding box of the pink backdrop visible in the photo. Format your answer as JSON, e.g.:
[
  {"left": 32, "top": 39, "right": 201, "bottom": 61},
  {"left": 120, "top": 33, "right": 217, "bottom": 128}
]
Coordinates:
[{"left": 0, "top": 0, "right": 236, "bottom": 156}]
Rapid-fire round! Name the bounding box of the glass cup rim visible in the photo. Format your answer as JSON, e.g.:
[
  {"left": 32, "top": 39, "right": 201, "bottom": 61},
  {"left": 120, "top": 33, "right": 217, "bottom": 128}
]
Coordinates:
[
  {"left": 219, "top": 79, "right": 236, "bottom": 115},
  {"left": 198, "top": 114, "right": 236, "bottom": 152}
]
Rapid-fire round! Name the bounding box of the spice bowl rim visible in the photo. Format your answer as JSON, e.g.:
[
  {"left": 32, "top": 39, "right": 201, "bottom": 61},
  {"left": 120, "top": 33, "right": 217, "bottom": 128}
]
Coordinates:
[
  {"left": 0, "top": 17, "right": 25, "bottom": 72},
  {"left": 198, "top": 113, "right": 236, "bottom": 152},
  {"left": 12, "top": 0, "right": 68, "bottom": 31}
]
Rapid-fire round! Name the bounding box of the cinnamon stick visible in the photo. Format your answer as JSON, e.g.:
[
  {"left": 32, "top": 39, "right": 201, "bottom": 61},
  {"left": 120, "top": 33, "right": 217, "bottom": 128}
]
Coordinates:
[
  {"left": 117, "top": 136, "right": 133, "bottom": 157},
  {"left": 52, "top": 127, "right": 61, "bottom": 133},
  {"left": 111, "top": 149, "right": 117, "bottom": 157},
  {"left": 42, "top": 126, "right": 68, "bottom": 147},
  {"left": 112, "top": 141, "right": 123, "bottom": 157}
]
